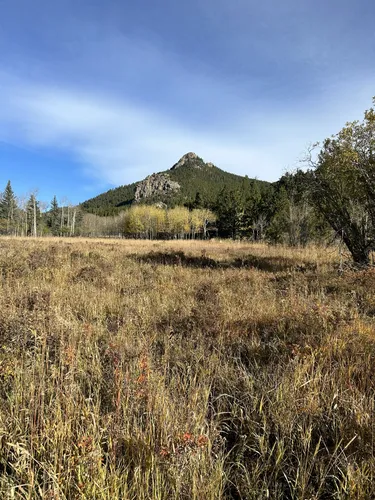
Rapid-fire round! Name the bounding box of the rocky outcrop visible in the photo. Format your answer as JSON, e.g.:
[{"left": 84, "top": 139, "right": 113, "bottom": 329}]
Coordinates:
[
  {"left": 132, "top": 152, "right": 216, "bottom": 201},
  {"left": 170, "top": 152, "right": 204, "bottom": 170},
  {"left": 134, "top": 173, "right": 180, "bottom": 201}
]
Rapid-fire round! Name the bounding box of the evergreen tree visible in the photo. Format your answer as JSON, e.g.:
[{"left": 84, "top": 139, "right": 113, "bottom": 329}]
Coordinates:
[
  {"left": 267, "top": 186, "right": 290, "bottom": 244},
  {"left": 0, "top": 181, "right": 18, "bottom": 235},
  {"left": 242, "top": 180, "right": 262, "bottom": 239},
  {"left": 215, "top": 188, "right": 243, "bottom": 239},
  {"left": 48, "top": 195, "right": 60, "bottom": 235},
  {"left": 0, "top": 192, "right": 4, "bottom": 233},
  {"left": 193, "top": 192, "right": 203, "bottom": 209}
]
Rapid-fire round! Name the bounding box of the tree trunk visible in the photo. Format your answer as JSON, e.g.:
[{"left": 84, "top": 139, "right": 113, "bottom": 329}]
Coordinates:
[
  {"left": 33, "top": 197, "right": 37, "bottom": 237},
  {"left": 343, "top": 235, "right": 371, "bottom": 265},
  {"left": 61, "top": 205, "right": 64, "bottom": 235}
]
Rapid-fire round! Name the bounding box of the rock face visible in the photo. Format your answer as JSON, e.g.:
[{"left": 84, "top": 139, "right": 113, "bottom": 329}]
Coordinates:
[
  {"left": 170, "top": 152, "right": 203, "bottom": 170},
  {"left": 134, "top": 173, "right": 180, "bottom": 201},
  {"left": 133, "top": 152, "right": 214, "bottom": 201}
]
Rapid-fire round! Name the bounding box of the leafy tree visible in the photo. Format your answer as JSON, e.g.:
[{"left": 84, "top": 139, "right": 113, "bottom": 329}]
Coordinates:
[
  {"left": 311, "top": 100, "right": 375, "bottom": 264},
  {"left": 124, "top": 205, "right": 147, "bottom": 237},
  {"left": 266, "top": 170, "right": 329, "bottom": 246},
  {"left": 167, "top": 207, "right": 190, "bottom": 238},
  {"left": 190, "top": 208, "right": 216, "bottom": 238},
  {"left": 121, "top": 205, "right": 216, "bottom": 240}
]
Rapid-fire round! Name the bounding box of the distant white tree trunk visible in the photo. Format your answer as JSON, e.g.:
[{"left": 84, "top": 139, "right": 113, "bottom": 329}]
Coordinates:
[
  {"left": 67, "top": 205, "right": 71, "bottom": 230},
  {"left": 70, "top": 209, "right": 77, "bottom": 236},
  {"left": 60, "top": 205, "right": 64, "bottom": 234},
  {"left": 33, "top": 196, "right": 37, "bottom": 237}
]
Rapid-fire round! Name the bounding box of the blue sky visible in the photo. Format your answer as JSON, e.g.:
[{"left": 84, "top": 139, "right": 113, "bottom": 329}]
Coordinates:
[{"left": 0, "top": 0, "right": 375, "bottom": 205}]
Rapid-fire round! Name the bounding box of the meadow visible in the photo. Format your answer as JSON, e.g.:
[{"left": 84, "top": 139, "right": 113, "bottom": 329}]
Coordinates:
[{"left": 0, "top": 237, "right": 374, "bottom": 499}]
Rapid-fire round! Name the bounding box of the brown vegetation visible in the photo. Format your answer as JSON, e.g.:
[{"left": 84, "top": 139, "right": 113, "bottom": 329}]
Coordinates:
[{"left": 0, "top": 237, "right": 374, "bottom": 498}]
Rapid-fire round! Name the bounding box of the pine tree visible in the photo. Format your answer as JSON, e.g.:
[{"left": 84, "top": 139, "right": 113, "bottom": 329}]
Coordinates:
[
  {"left": 242, "top": 181, "right": 262, "bottom": 239},
  {"left": 1, "top": 181, "right": 18, "bottom": 235},
  {"left": 48, "top": 195, "right": 60, "bottom": 236},
  {"left": 193, "top": 192, "right": 203, "bottom": 209},
  {"left": 267, "top": 186, "right": 291, "bottom": 244},
  {"left": 215, "top": 188, "right": 243, "bottom": 239}
]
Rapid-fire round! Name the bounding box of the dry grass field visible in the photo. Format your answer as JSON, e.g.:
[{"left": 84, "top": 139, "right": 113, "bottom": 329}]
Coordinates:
[{"left": 0, "top": 237, "right": 375, "bottom": 499}]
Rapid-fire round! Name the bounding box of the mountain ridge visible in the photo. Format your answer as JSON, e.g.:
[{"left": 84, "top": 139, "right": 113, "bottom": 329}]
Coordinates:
[{"left": 81, "top": 153, "right": 270, "bottom": 215}]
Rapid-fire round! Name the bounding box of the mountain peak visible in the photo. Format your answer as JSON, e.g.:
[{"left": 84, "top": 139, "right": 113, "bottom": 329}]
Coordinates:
[
  {"left": 170, "top": 152, "right": 203, "bottom": 170},
  {"left": 81, "top": 152, "right": 269, "bottom": 215}
]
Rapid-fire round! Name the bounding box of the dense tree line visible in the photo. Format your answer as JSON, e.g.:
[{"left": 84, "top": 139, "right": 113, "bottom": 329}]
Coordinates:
[
  {"left": 0, "top": 184, "right": 80, "bottom": 237},
  {"left": 211, "top": 174, "right": 329, "bottom": 246},
  {"left": 0, "top": 172, "right": 343, "bottom": 245},
  {"left": 79, "top": 177, "right": 329, "bottom": 244}
]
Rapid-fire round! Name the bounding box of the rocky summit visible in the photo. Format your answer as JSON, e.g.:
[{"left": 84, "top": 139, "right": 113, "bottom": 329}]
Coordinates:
[{"left": 170, "top": 152, "right": 205, "bottom": 170}]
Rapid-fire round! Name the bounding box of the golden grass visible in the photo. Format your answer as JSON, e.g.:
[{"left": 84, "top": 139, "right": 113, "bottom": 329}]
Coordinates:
[{"left": 0, "top": 237, "right": 374, "bottom": 498}]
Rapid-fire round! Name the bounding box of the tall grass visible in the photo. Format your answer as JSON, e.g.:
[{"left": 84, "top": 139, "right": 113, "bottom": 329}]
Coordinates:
[{"left": 0, "top": 237, "right": 374, "bottom": 498}]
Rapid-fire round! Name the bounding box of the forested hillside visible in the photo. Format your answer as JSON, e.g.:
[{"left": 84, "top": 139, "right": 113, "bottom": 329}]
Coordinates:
[
  {"left": 80, "top": 153, "right": 270, "bottom": 215},
  {"left": 80, "top": 182, "right": 138, "bottom": 216}
]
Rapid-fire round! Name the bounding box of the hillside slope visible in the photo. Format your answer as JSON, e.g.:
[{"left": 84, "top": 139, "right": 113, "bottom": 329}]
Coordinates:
[{"left": 81, "top": 153, "right": 270, "bottom": 215}]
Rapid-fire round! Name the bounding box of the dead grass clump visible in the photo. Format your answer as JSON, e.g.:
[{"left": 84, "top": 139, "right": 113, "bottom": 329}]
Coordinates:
[
  {"left": 191, "top": 281, "right": 222, "bottom": 336},
  {"left": 21, "top": 289, "right": 51, "bottom": 312},
  {"left": 70, "top": 249, "right": 86, "bottom": 263},
  {"left": 233, "top": 254, "right": 317, "bottom": 273},
  {"left": 0, "top": 316, "right": 35, "bottom": 354},
  {"left": 0, "top": 254, "right": 28, "bottom": 280},
  {"left": 27, "top": 248, "right": 55, "bottom": 270},
  {"left": 134, "top": 250, "right": 219, "bottom": 268},
  {"left": 72, "top": 265, "right": 108, "bottom": 287}
]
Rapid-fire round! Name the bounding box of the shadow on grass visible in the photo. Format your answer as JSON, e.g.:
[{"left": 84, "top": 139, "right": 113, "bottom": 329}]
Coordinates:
[{"left": 130, "top": 250, "right": 317, "bottom": 273}]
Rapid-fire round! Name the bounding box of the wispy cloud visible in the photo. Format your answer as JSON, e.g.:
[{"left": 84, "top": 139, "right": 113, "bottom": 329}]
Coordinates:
[
  {"left": 0, "top": 68, "right": 374, "bottom": 187},
  {"left": 0, "top": 75, "right": 268, "bottom": 183}
]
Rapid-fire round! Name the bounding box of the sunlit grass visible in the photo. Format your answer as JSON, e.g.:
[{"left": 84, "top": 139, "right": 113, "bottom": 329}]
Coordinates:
[{"left": 0, "top": 237, "right": 374, "bottom": 498}]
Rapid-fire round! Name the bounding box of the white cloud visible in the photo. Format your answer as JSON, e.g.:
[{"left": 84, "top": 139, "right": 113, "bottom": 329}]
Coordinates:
[
  {"left": 0, "top": 70, "right": 374, "bottom": 187},
  {"left": 0, "top": 75, "right": 278, "bottom": 183}
]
